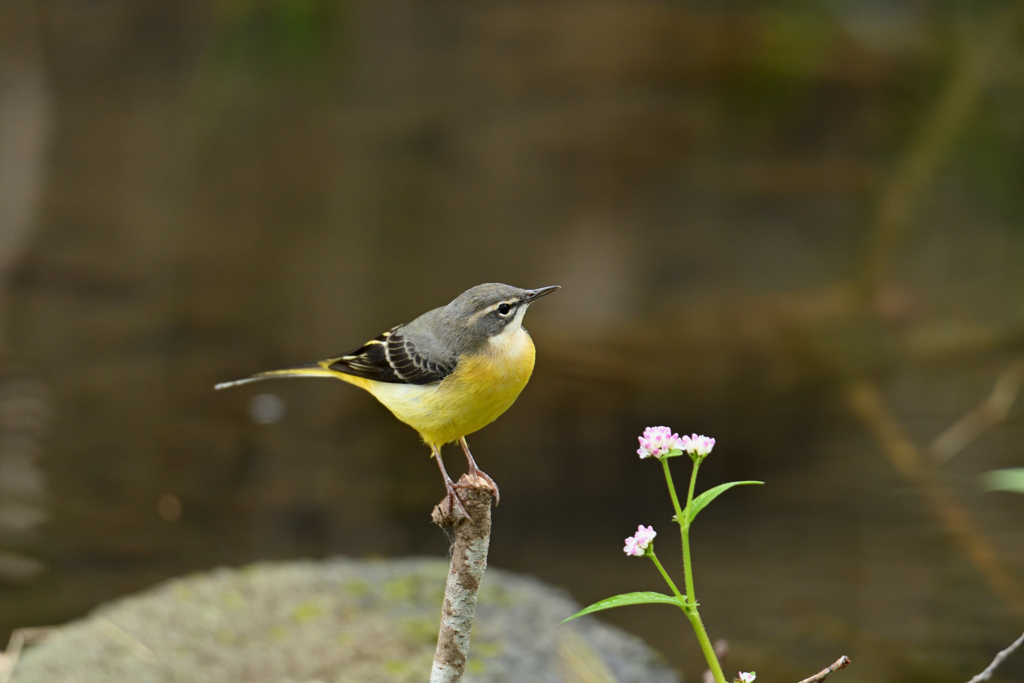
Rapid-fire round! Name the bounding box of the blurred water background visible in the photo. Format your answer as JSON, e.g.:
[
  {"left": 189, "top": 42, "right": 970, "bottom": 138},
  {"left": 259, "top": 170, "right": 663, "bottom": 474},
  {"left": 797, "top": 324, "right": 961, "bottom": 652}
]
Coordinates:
[{"left": 1, "top": 1, "right": 1024, "bottom": 681}]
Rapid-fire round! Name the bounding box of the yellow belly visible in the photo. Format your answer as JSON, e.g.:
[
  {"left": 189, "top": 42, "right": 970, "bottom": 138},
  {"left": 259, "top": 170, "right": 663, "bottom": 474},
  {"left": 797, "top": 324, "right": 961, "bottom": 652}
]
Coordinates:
[{"left": 348, "top": 330, "right": 536, "bottom": 448}]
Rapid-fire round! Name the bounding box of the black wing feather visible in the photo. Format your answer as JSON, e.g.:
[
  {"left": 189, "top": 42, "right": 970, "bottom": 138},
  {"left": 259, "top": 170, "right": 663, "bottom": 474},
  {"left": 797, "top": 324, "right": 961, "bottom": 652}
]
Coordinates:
[{"left": 326, "top": 326, "right": 453, "bottom": 385}]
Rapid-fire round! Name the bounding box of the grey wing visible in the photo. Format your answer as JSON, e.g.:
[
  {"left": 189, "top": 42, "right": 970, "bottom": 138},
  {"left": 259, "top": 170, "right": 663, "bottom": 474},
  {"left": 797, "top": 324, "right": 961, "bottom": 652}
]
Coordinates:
[{"left": 326, "top": 325, "right": 454, "bottom": 385}]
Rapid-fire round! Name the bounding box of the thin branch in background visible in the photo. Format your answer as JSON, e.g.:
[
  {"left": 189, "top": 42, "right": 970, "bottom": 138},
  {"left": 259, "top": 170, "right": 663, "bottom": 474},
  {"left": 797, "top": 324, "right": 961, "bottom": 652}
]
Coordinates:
[
  {"left": 930, "top": 360, "right": 1024, "bottom": 463},
  {"left": 97, "top": 619, "right": 156, "bottom": 663},
  {"left": 0, "top": 627, "right": 55, "bottom": 683},
  {"left": 796, "top": 655, "right": 851, "bottom": 683},
  {"left": 557, "top": 631, "right": 617, "bottom": 683},
  {"left": 860, "top": 8, "right": 1018, "bottom": 296},
  {"left": 966, "top": 631, "right": 1024, "bottom": 683},
  {"left": 429, "top": 475, "right": 493, "bottom": 683},
  {"left": 846, "top": 381, "right": 1024, "bottom": 616}
]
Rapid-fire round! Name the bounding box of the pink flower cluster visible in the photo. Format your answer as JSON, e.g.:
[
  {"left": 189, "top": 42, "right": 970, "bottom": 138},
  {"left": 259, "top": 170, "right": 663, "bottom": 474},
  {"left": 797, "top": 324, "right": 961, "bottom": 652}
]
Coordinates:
[
  {"left": 637, "top": 426, "right": 684, "bottom": 459},
  {"left": 637, "top": 427, "right": 716, "bottom": 459},
  {"left": 684, "top": 433, "right": 715, "bottom": 457},
  {"left": 623, "top": 525, "right": 657, "bottom": 557}
]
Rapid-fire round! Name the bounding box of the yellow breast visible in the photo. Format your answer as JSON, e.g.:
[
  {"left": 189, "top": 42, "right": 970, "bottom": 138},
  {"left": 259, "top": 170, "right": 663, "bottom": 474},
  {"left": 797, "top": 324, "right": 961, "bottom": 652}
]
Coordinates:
[{"left": 359, "top": 328, "right": 536, "bottom": 448}]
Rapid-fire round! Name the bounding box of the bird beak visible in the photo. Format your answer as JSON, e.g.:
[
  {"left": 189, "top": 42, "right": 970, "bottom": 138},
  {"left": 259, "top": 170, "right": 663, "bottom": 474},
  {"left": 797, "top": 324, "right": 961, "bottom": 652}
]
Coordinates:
[{"left": 524, "top": 285, "right": 560, "bottom": 301}]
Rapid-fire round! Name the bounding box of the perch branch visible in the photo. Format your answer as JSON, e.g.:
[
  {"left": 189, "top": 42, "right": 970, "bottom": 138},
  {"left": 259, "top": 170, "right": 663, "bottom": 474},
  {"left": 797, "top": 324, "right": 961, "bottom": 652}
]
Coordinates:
[
  {"left": 796, "top": 655, "right": 851, "bottom": 683},
  {"left": 430, "top": 474, "right": 494, "bottom": 683}
]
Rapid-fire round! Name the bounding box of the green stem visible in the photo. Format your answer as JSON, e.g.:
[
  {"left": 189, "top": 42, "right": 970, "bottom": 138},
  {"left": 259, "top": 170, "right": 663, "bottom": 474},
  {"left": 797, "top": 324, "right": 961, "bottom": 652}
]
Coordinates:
[
  {"left": 688, "top": 609, "right": 728, "bottom": 683},
  {"left": 663, "top": 456, "right": 728, "bottom": 683},
  {"left": 661, "top": 458, "right": 686, "bottom": 524},
  {"left": 682, "top": 459, "right": 700, "bottom": 609},
  {"left": 648, "top": 549, "right": 685, "bottom": 602}
]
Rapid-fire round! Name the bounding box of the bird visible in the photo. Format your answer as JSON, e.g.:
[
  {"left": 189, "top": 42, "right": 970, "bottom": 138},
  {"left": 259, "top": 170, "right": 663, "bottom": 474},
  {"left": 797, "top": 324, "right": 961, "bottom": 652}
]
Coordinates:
[{"left": 215, "top": 282, "right": 560, "bottom": 516}]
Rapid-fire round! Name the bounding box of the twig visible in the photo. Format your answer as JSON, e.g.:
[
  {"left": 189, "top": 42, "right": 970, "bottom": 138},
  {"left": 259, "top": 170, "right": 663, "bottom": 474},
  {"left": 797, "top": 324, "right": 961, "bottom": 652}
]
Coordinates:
[
  {"left": 846, "top": 380, "right": 1024, "bottom": 615},
  {"left": 930, "top": 360, "right": 1024, "bottom": 463},
  {"left": 98, "top": 619, "right": 156, "bottom": 663},
  {"left": 860, "top": 9, "right": 1017, "bottom": 295},
  {"left": 429, "top": 474, "right": 493, "bottom": 683},
  {"left": 796, "top": 655, "right": 851, "bottom": 683},
  {"left": 557, "top": 631, "right": 617, "bottom": 683},
  {"left": 0, "top": 627, "right": 55, "bottom": 683},
  {"left": 966, "top": 631, "right": 1024, "bottom": 683}
]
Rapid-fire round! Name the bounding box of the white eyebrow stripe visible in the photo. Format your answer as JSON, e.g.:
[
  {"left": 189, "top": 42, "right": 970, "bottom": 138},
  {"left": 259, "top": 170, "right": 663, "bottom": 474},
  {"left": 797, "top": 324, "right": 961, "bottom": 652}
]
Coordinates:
[{"left": 467, "top": 300, "right": 517, "bottom": 325}]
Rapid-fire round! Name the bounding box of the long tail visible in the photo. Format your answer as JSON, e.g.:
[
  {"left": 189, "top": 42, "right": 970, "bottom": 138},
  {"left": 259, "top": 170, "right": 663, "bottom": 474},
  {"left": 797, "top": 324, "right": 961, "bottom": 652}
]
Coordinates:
[{"left": 214, "top": 363, "right": 344, "bottom": 391}]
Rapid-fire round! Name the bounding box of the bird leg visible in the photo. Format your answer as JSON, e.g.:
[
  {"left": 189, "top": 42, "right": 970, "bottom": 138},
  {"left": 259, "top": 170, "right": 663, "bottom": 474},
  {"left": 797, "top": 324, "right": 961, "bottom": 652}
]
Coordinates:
[
  {"left": 432, "top": 445, "right": 472, "bottom": 520},
  {"left": 458, "top": 437, "right": 500, "bottom": 505}
]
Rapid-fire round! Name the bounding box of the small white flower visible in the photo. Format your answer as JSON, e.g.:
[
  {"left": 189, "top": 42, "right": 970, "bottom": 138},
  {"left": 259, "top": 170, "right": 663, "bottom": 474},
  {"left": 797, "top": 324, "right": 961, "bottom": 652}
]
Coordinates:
[
  {"left": 684, "top": 434, "right": 715, "bottom": 457},
  {"left": 623, "top": 537, "right": 644, "bottom": 556},
  {"left": 633, "top": 525, "right": 656, "bottom": 548},
  {"left": 637, "top": 426, "right": 685, "bottom": 459},
  {"left": 623, "top": 525, "right": 657, "bottom": 556}
]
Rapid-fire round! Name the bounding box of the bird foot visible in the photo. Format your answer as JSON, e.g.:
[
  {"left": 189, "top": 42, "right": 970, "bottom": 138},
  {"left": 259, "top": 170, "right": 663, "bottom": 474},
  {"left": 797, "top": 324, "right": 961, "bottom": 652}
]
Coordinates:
[
  {"left": 458, "top": 467, "right": 500, "bottom": 506},
  {"left": 444, "top": 478, "right": 473, "bottom": 522}
]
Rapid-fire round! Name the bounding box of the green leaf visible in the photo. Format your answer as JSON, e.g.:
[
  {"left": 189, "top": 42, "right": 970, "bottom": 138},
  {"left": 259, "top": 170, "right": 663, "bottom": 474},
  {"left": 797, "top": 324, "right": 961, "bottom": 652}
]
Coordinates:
[
  {"left": 979, "top": 468, "right": 1024, "bottom": 494},
  {"left": 560, "top": 592, "right": 681, "bottom": 623},
  {"left": 659, "top": 449, "right": 685, "bottom": 459},
  {"left": 687, "top": 481, "right": 763, "bottom": 522}
]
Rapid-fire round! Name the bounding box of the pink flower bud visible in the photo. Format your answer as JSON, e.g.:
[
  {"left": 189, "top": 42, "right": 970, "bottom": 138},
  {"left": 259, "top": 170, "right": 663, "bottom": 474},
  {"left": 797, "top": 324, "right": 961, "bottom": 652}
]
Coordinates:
[{"left": 637, "top": 426, "right": 685, "bottom": 459}]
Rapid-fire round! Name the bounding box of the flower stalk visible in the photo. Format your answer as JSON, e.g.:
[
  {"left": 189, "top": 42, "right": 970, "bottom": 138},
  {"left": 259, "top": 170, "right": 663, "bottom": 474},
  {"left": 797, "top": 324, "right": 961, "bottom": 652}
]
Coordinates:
[
  {"left": 564, "top": 428, "right": 762, "bottom": 683},
  {"left": 671, "top": 454, "right": 727, "bottom": 683}
]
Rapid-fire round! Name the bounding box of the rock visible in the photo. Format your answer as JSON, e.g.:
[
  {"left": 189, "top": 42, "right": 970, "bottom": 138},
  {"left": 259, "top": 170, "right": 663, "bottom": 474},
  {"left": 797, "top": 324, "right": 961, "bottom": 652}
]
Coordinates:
[{"left": 10, "top": 557, "right": 680, "bottom": 683}]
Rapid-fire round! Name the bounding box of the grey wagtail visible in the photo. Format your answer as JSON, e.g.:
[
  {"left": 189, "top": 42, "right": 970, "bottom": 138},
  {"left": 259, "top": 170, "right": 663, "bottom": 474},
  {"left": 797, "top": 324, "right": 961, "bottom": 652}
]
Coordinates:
[{"left": 216, "top": 283, "right": 559, "bottom": 516}]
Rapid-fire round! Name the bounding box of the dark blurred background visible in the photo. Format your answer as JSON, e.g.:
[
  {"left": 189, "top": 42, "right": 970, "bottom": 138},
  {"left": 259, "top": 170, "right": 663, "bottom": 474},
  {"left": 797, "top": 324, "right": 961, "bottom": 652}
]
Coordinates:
[{"left": 1, "top": 1, "right": 1024, "bottom": 681}]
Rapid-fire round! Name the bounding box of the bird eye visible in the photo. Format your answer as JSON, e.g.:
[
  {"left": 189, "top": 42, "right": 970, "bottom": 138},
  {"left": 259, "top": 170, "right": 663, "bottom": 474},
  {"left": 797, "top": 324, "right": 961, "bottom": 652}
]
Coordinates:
[{"left": 497, "top": 303, "right": 512, "bottom": 316}]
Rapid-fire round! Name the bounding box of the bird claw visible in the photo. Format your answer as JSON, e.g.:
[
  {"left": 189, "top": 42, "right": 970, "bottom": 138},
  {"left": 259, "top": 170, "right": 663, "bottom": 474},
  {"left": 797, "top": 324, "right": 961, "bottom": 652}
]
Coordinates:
[
  {"left": 457, "top": 438, "right": 499, "bottom": 506},
  {"left": 444, "top": 479, "right": 473, "bottom": 522},
  {"left": 461, "top": 467, "right": 500, "bottom": 506}
]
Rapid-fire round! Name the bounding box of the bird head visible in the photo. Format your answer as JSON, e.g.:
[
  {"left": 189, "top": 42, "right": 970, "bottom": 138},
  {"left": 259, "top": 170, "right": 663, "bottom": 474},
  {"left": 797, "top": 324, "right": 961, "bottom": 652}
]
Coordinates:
[{"left": 441, "top": 283, "right": 560, "bottom": 349}]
